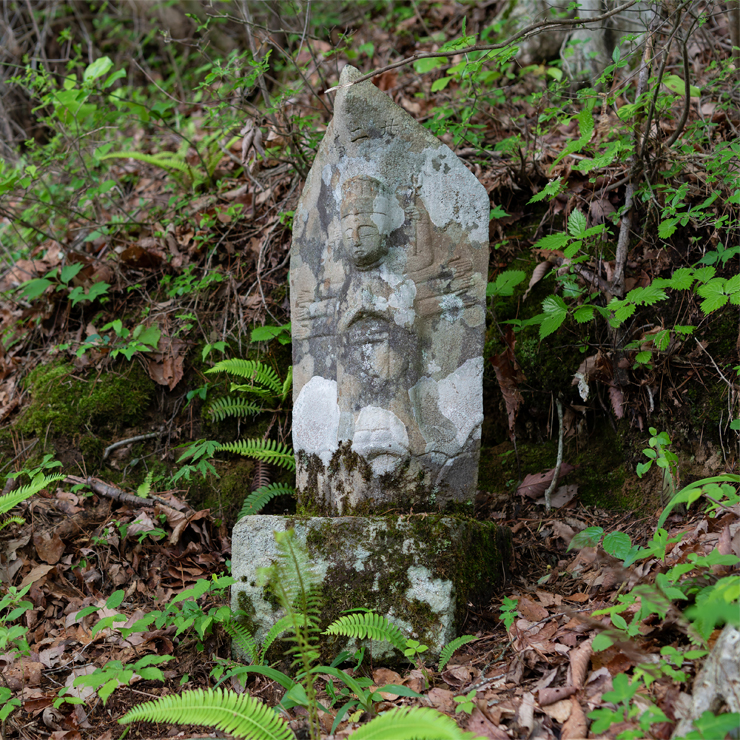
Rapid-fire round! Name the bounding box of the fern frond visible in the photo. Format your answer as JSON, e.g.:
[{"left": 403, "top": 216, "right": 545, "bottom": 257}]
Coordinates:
[
  {"left": 119, "top": 688, "right": 292, "bottom": 740},
  {"left": 259, "top": 614, "right": 294, "bottom": 661},
  {"left": 438, "top": 634, "right": 478, "bottom": 672},
  {"left": 324, "top": 612, "right": 406, "bottom": 652},
  {"left": 222, "top": 620, "right": 260, "bottom": 665},
  {"left": 207, "top": 359, "right": 282, "bottom": 394},
  {"left": 265, "top": 530, "right": 322, "bottom": 736},
  {"left": 208, "top": 397, "right": 262, "bottom": 422},
  {"left": 239, "top": 483, "right": 296, "bottom": 518},
  {"left": 351, "top": 706, "right": 478, "bottom": 740},
  {"left": 0, "top": 515, "right": 24, "bottom": 533},
  {"left": 280, "top": 366, "right": 293, "bottom": 403},
  {"left": 100, "top": 151, "right": 191, "bottom": 175},
  {"left": 218, "top": 439, "right": 295, "bottom": 472},
  {"left": 0, "top": 473, "right": 65, "bottom": 517}
]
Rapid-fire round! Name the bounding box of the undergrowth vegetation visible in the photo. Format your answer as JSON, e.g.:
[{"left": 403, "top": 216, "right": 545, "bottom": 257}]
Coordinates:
[{"left": 0, "top": 0, "right": 739, "bottom": 738}]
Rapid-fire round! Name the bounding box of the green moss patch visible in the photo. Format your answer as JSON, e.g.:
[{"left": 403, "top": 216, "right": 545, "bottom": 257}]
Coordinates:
[{"left": 19, "top": 360, "right": 154, "bottom": 439}]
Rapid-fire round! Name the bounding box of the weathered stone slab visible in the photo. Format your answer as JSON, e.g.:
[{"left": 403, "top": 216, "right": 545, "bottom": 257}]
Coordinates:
[
  {"left": 290, "top": 65, "right": 490, "bottom": 515},
  {"left": 231, "top": 515, "right": 511, "bottom": 660}
]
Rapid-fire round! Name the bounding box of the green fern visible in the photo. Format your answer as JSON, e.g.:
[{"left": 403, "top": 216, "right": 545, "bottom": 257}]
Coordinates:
[
  {"left": 119, "top": 688, "right": 292, "bottom": 740},
  {"left": 324, "top": 612, "right": 407, "bottom": 652},
  {"left": 239, "top": 483, "right": 296, "bottom": 518},
  {"left": 438, "top": 634, "right": 477, "bottom": 672},
  {"left": 218, "top": 439, "right": 296, "bottom": 472},
  {"left": 222, "top": 620, "right": 260, "bottom": 665},
  {"left": 0, "top": 515, "right": 24, "bottom": 533},
  {"left": 350, "top": 706, "right": 478, "bottom": 740},
  {"left": 0, "top": 473, "right": 66, "bottom": 519},
  {"left": 263, "top": 530, "right": 323, "bottom": 738},
  {"left": 258, "top": 614, "right": 295, "bottom": 661},
  {"left": 208, "top": 396, "right": 262, "bottom": 422},
  {"left": 207, "top": 359, "right": 283, "bottom": 395}
]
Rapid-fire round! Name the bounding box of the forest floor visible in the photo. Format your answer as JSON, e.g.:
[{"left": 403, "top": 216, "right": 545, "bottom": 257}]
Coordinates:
[{"left": 0, "top": 1, "right": 739, "bottom": 739}]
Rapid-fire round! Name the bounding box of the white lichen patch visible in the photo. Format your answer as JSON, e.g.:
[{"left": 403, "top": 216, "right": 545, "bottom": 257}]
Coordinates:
[
  {"left": 293, "top": 376, "right": 340, "bottom": 465},
  {"left": 437, "top": 358, "right": 484, "bottom": 448}
]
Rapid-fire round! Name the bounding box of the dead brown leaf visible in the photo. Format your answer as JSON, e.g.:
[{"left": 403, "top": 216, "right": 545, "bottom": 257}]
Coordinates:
[
  {"left": 33, "top": 530, "right": 65, "bottom": 564},
  {"left": 518, "top": 596, "right": 548, "bottom": 622},
  {"left": 518, "top": 463, "right": 575, "bottom": 499},
  {"left": 569, "top": 638, "right": 593, "bottom": 689},
  {"left": 467, "top": 707, "right": 509, "bottom": 740},
  {"left": 425, "top": 687, "right": 455, "bottom": 714},
  {"left": 490, "top": 328, "right": 525, "bottom": 439},
  {"left": 560, "top": 696, "right": 588, "bottom": 740}
]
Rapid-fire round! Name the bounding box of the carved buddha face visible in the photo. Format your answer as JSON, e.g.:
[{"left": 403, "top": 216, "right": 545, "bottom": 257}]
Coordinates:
[{"left": 340, "top": 176, "right": 390, "bottom": 270}]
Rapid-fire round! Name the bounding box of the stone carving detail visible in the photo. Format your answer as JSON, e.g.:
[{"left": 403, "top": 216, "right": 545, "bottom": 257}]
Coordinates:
[{"left": 291, "top": 65, "right": 489, "bottom": 514}]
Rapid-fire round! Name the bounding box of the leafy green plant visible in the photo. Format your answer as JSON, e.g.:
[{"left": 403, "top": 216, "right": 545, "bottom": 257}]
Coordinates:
[
  {"left": 499, "top": 596, "right": 518, "bottom": 631},
  {"left": 73, "top": 654, "right": 173, "bottom": 705},
  {"left": 251, "top": 323, "right": 292, "bottom": 345},
  {"left": 588, "top": 673, "right": 668, "bottom": 740},
  {"left": 453, "top": 690, "right": 477, "bottom": 715}
]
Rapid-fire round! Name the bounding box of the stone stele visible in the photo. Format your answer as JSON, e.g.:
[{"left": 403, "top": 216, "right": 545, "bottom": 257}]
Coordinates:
[{"left": 291, "top": 65, "right": 490, "bottom": 515}]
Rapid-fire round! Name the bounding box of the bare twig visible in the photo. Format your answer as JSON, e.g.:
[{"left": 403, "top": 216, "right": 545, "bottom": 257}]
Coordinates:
[{"left": 102, "top": 432, "right": 160, "bottom": 461}]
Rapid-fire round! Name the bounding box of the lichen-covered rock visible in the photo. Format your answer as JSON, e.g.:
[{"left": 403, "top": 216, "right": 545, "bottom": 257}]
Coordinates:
[
  {"left": 290, "top": 65, "right": 489, "bottom": 515},
  {"left": 231, "top": 515, "right": 511, "bottom": 661}
]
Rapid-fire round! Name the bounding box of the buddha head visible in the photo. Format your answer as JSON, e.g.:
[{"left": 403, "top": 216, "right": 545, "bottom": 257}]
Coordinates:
[{"left": 340, "top": 176, "right": 392, "bottom": 270}]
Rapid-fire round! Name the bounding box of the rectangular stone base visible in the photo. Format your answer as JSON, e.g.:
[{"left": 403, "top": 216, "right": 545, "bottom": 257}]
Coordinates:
[{"left": 231, "top": 514, "right": 511, "bottom": 662}]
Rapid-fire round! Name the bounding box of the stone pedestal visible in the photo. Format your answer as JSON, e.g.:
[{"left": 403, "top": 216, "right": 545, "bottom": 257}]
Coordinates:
[{"left": 231, "top": 515, "right": 511, "bottom": 661}]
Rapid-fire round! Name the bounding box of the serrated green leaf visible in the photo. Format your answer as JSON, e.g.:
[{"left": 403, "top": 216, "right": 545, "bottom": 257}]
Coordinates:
[
  {"left": 603, "top": 531, "right": 631, "bottom": 560},
  {"left": 669, "top": 268, "right": 695, "bottom": 290},
  {"left": 539, "top": 295, "right": 568, "bottom": 339},
  {"left": 654, "top": 330, "right": 670, "bottom": 351},
  {"left": 568, "top": 209, "right": 587, "bottom": 238},
  {"left": 659, "top": 218, "right": 679, "bottom": 239},
  {"left": 533, "top": 233, "right": 569, "bottom": 251},
  {"left": 574, "top": 305, "right": 594, "bottom": 323}
]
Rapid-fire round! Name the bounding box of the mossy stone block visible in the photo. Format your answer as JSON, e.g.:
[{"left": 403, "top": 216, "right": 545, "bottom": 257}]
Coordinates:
[{"left": 231, "top": 514, "right": 511, "bottom": 661}]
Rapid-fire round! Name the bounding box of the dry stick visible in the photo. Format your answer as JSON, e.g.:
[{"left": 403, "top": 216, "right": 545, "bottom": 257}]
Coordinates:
[
  {"left": 102, "top": 432, "right": 160, "bottom": 461},
  {"left": 324, "top": 0, "right": 639, "bottom": 92},
  {"left": 543, "top": 396, "right": 564, "bottom": 513},
  {"left": 64, "top": 475, "right": 185, "bottom": 512}
]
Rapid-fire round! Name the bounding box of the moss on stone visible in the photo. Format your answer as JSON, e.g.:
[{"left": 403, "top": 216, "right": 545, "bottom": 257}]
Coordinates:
[{"left": 19, "top": 360, "right": 154, "bottom": 439}]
